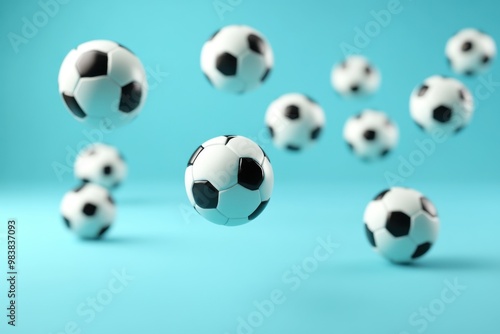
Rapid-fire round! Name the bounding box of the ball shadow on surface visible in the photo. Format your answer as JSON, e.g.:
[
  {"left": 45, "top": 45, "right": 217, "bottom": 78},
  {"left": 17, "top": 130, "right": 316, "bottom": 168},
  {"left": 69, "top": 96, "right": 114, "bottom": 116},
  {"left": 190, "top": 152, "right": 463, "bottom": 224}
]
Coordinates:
[{"left": 398, "top": 256, "right": 500, "bottom": 272}]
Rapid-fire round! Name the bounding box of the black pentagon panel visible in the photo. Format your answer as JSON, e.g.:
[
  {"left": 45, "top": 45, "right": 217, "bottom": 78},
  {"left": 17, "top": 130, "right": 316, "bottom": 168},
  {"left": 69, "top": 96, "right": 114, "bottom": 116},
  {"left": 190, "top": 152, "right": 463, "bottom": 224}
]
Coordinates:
[
  {"left": 238, "top": 158, "right": 264, "bottom": 191},
  {"left": 417, "top": 85, "right": 429, "bottom": 97},
  {"left": 192, "top": 181, "right": 219, "bottom": 209},
  {"left": 261, "top": 68, "right": 271, "bottom": 82},
  {"left": 386, "top": 211, "right": 411, "bottom": 237},
  {"left": 103, "top": 165, "right": 112, "bottom": 175},
  {"left": 482, "top": 55, "right": 491, "bottom": 64},
  {"left": 188, "top": 146, "right": 204, "bottom": 167},
  {"left": 374, "top": 189, "right": 389, "bottom": 200},
  {"left": 248, "top": 34, "right": 265, "bottom": 55},
  {"left": 209, "top": 29, "right": 220, "bottom": 41},
  {"left": 286, "top": 144, "right": 301, "bottom": 151},
  {"left": 63, "top": 217, "right": 71, "bottom": 229},
  {"left": 96, "top": 225, "right": 110, "bottom": 238},
  {"left": 461, "top": 41, "right": 473, "bottom": 52},
  {"left": 363, "top": 129, "right": 376, "bottom": 141},
  {"left": 311, "top": 127, "right": 322, "bottom": 140},
  {"left": 420, "top": 197, "right": 437, "bottom": 217},
  {"left": 76, "top": 51, "right": 108, "bottom": 77},
  {"left": 82, "top": 203, "right": 97, "bottom": 216},
  {"left": 62, "top": 93, "right": 86, "bottom": 119},
  {"left": 74, "top": 184, "right": 86, "bottom": 193},
  {"left": 216, "top": 52, "right": 238, "bottom": 76},
  {"left": 284, "top": 105, "right": 300, "bottom": 120},
  {"left": 263, "top": 150, "right": 270, "bottom": 163},
  {"left": 412, "top": 242, "right": 432, "bottom": 259},
  {"left": 350, "top": 85, "right": 360, "bottom": 92},
  {"left": 365, "top": 224, "right": 376, "bottom": 247},
  {"left": 267, "top": 126, "right": 274, "bottom": 138},
  {"left": 119, "top": 81, "right": 142, "bottom": 113},
  {"left": 249, "top": 200, "right": 269, "bottom": 220},
  {"left": 433, "top": 105, "right": 453, "bottom": 123},
  {"left": 224, "top": 135, "right": 237, "bottom": 144}
]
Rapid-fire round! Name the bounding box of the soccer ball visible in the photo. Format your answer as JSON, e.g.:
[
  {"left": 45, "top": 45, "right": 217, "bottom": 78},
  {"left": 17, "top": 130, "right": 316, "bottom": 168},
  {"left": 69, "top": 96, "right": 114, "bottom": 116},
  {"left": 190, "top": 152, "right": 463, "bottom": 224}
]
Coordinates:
[
  {"left": 201, "top": 25, "right": 273, "bottom": 94},
  {"left": 60, "top": 183, "right": 116, "bottom": 239},
  {"left": 58, "top": 40, "right": 148, "bottom": 129},
  {"left": 331, "top": 55, "right": 381, "bottom": 97},
  {"left": 446, "top": 28, "right": 496, "bottom": 76},
  {"left": 185, "top": 135, "right": 273, "bottom": 226},
  {"left": 343, "top": 109, "right": 398, "bottom": 160},
  {"left": 74, "top": 143, "right": 127, "bottom": 189},
  {"left": 364, "top": 187, "right": 439, "bottom": 264},
  {"left": 265, "top": 93, "right": 325, "bottom": 151},
  {"left": 410, "top": 76, "right": 474, "bottom": 134}
]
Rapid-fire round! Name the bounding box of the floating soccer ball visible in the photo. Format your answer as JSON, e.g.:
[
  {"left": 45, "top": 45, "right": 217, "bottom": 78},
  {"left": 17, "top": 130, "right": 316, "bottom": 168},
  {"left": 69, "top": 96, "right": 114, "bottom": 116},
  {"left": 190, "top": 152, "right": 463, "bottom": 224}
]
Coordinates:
[
  {"left": 74, "top": 143, "right": 127, "bottom": 189},
  {"left": 446, "top": 28, "right": 496, "bottom": 76},
  {"left": 410, "top": 76, "right": 474, "bottom": 134},
  {"left": 343, "top": 109, "right": 398, "bottom": 160},
  {"left": 185, "top": 135, "right": 273, "bottom": 226},
  {"left": 201, "top": 25, "right": 273, "bottom": 94},
  {"left": 331, "top": 55, "right": 381, "bottom": 97},
  {"left": 58, "top": 40, "right": 148, "bottom": 129},
  {"left": 265, "top": 93, "right": 325, "bottom": 151},
  {"left": 364, "top": 187, "right": 439, "bottom": 264},
  {"left": 60, "top": 183, "right": 116, "bottom": 239}
]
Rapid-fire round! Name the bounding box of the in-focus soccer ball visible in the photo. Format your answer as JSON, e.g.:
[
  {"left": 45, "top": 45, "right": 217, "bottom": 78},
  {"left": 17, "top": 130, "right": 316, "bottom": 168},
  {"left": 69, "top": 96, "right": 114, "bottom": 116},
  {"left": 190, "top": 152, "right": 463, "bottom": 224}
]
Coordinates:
[
  {"left": 265, "top": 93, "right": 325, "bottom": 151},
  {"left": 364, "top": 187, "right": 439, "bottom": 264},
  {"left": 343, "top": 109, "right": 398, "bottom": 160},
  {"left": 60, "top": 183, "right": 116, "bottom": 239},
  {"left": 331, "top": 55, "right": 381, "bottom": 97},
  {"left": 201, "top": 25, "right": 273, "bottom": 94},
  {"left": 75, "top": 143, "right": 127, "bottom": 189},
  {"left": 446, "top": 28, "right": 496, "bottom": 76},
  {"left": 58, "top": 40, "right": 148, "bottom": 129},
  {"left": 185, "top": 135, "right": 273, "bottom": 226},
  {"left": 410, "top": 76, "right": 474, "bottom": 134}
]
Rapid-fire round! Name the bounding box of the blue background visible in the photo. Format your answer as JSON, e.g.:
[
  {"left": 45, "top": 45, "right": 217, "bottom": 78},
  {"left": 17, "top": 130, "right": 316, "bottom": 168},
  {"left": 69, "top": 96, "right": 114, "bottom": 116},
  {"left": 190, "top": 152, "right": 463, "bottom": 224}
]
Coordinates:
[{"left": 1, "top": 0, "right": 499, "bottom": 333}]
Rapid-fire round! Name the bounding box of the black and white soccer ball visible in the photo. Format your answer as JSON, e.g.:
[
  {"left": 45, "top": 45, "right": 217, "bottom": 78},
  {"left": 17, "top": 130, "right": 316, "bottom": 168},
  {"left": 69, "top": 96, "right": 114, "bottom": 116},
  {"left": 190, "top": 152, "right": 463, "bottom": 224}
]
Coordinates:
[
  {"left": 446, "top": 28, "right": 496, "bottom": 76},
  {"left": 201, "top": 25, "right": 273, "bottom": 94},
  {"left": 343, "top": 109, "right": 398, "bottom": 160},
  {"left": 185, "top": 135, "right": 273, "bottom": 226},
  {"left": 265, "top": 93, "right": 325, "bottom": 151},
  {"left": 331, "top": 55, "right": 381, "bottom": 97},
  {"left": 60, "top": 183, "right": 116, "bottom": 239},
  {"left": 364, "top": 187, "right": 439, "bottom": 264},
  {"left": 58, "top": 40, "right": 148, "bottom": 129},
  {"left": 410, "top": 76, "right": 474, "bottom": 134},
  {"left": 74, "top": 143, "right": 127, "bottom": 189}
]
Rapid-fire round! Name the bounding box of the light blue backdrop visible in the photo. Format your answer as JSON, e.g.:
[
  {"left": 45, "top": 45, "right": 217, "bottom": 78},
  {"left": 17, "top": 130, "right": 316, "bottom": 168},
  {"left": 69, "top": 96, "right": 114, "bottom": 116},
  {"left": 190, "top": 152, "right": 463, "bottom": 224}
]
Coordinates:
[
  {"left": 1, "top": 1, "right": 500, "bottom": 334},
  {"left": 1, "top": 0, "right": 499, "bottom": 188}
]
